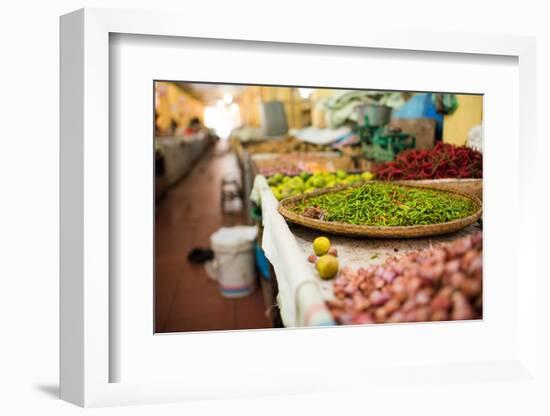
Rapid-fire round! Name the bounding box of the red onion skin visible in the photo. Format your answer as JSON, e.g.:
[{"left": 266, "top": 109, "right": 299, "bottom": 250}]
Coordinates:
[
  {"left": 327, "top": 232, "right": 482, "bottom": 325},
  {"left": 430, "top": 309, "right": 449, "bottom": 321},
  {"left": 370, "top": 290, "right": 390, "bottom": 306}
]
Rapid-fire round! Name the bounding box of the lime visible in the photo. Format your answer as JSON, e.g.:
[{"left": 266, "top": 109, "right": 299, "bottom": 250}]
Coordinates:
[
  {"left": 361, "top": 171, "right": 375, "bottom": 181},
  {"left": 312, "top": 177, "right": 325, "bottom": 188},
  {"left": 300, "top": 171, "right": 312, "bottom": 181},
  {"left": 288, "top": 176, "right": 304, "bottom": 191},
  {"left": 272, "top": 189, "right": 282, "bottom": 200},
  {"left": 268, "top": 173, "right": 284, "bottom": 185},
  {"left": 280, "top": 188, "right": 292, "bottom": 198}
]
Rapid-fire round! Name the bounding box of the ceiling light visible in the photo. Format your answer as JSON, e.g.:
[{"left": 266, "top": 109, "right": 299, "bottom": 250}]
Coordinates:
[
  {"left": 298, "top": 88, "right": 313, "bottom": 99},
  {"left": 223, "top": 93, "right": 233, "bottom": 105}
]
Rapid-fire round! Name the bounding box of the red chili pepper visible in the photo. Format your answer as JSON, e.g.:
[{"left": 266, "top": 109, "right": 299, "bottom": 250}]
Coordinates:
[{"left": 373, "top": 143, "right": 482, "bottom": 180}]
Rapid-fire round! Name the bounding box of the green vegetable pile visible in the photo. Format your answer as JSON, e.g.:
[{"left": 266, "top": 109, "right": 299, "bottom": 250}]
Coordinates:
[
  {"left": 268, "top": 170, "right": 374, "bottom": 201},
  {"left": 292, "top": 183, "right": 477, "bottom": 226}
]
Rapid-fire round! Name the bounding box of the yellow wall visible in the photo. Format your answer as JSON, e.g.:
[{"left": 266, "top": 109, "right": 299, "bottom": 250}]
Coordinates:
[
  {"left": 236, "top": 86, "right": 312, "bottom": 130},
  {"left": 442, "top": 95, "right": 483, "bottom": 145},
  {"left": 155, "top": 82, "right": 205, "bottom": 135},
  {"left": 156, "top": 84, "right": 483, "bottom": 142},
  {"left": 310, "top": 88, "right": 335, "bottom": 128},
  {"left": 237, "top": 86, "right": 262, "bottom": 127}
]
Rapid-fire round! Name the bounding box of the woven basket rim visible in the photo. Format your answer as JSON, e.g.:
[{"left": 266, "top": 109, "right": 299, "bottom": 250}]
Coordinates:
[{"left": 277, "top": 181, "right": 482, "bottom": 238}]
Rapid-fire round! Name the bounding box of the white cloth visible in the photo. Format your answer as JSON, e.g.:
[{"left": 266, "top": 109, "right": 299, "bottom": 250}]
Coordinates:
[
  {"left": 293, "top": 126, "right": 352, "bottom": 145},
  {"left": 467, "top": 125, "right": 483, "bottom": 153},
  {"left": 231, "top": 126, "right": 264, "bottom": 142},
  {"left": 251, "top": 176, "right": 335, "bottom": 327}
]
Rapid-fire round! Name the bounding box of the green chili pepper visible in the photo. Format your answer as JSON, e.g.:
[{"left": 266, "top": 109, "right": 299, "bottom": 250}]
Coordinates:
[{"left": 293, "top": 183, "right": 477, "bottom": 227}]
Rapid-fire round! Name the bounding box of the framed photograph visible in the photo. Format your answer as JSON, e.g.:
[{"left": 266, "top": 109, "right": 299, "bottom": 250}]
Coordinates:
[{"left": 60, "top": 7, "right": 540, "bottom": 408}]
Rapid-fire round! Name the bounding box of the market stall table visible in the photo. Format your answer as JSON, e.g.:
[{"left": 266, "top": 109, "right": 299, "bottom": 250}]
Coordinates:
[
  {"left": 290, "top": 222, "right": 481, "bottom": 303},
  {"left": 239, "top": 148, "right": 357, "bottom": 223},
  {"left": 155, "top": 134, "right": 211, "bottom": 192},
  {"left": 251, "top": 175, "right": 481, "bottom": 327}
]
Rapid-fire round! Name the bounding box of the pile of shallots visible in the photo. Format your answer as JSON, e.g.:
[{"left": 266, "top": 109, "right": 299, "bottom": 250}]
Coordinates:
[{"left": 327, "top": 232, "right": 482, "bottom": 325}]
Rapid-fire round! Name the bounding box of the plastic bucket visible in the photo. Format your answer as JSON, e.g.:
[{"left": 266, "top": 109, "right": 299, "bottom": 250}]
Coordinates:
[
  {"left": 356, "top": 104, "right": 392, "bottom": 127},
  {"left": 209, "top": 226, "right": 258, "bottom": 298},
  {"left": 254, "top": 243, "right": 271, "bottom": 281}
]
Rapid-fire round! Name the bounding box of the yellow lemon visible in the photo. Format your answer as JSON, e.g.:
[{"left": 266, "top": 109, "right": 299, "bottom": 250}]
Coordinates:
[
  {"left": 313, "top": 236, "right": 331, "bottom": 256},
  {"left": 316, "top": 255, "right": 339, "bottom": 280}
]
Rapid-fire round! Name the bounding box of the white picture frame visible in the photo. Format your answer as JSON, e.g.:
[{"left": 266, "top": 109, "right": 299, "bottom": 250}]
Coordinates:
[{"left": 60, "top": 7, "right": 540, "bottom": 408}]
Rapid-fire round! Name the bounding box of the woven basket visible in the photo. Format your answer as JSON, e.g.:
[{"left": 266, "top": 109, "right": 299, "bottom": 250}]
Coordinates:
[
  {"left": 393, "top": 178, "right": 483, "bottom": 200},
  {"left": 277, "top": 182, "right": 482, "bottom": 239}
]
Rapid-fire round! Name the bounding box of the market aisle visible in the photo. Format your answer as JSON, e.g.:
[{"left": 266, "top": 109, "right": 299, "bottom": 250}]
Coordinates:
[{"left": 155, "top": 141, "right": 270, "bottom": 333}]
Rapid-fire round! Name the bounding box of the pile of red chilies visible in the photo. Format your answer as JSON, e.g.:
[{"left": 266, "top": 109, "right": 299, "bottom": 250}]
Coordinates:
[{"left": 374, "top": 143, "right": 482, "bottom": 180}]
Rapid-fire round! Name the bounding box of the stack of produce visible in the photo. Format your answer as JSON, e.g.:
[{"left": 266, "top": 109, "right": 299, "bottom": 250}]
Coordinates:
[
  {"left": 260, "top": 164, "right": 303, "bottom": 177},
  {"left": 374, "top": 143, "right": 482, "bottom": 180},
  {"left": 293, "top": 183, "right": 478, "bottom": 226},
  {"left": 307, "top": 236, "right": 340, "bottom": 280},
  {"left": 256, "top": 153, "right": 352, "bottom": 177},
  {"left": 245, "top": 136, "right": 332, "bottom": 154},
  {"left": 327, "top": 232, "right": 482, "bottom": 325},
  {"left": 268, "top": 171, "right": 374, "bottom": 201}
]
